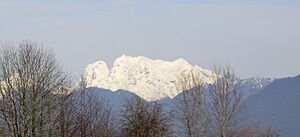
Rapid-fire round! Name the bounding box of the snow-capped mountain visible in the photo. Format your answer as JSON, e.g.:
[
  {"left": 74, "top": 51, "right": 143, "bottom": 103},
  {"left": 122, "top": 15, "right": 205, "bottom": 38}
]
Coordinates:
[{"left": 83, "top": 55, "right": 215, "bottom": 101}]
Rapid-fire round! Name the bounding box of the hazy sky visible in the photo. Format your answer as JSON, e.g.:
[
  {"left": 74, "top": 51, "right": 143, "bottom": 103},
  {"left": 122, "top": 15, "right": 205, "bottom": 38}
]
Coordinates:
[{"left": 0, "top": 0, "right": 299, "bottom": 78}]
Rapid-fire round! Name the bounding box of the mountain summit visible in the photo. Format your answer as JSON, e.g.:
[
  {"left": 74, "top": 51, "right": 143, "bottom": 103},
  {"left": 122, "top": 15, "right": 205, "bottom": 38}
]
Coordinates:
[{"left": 83, "top": 55, "right": 215, "bottom": 101}]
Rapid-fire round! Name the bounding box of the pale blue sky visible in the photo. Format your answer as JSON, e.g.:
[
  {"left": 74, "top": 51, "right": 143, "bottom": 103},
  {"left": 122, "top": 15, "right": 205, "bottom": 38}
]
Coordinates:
[{"left": 0, "top": 0, "right": 299, "bottom": 78}]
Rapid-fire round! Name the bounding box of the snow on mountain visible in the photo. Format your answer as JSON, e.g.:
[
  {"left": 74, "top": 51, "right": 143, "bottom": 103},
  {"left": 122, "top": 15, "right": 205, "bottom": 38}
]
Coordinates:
[
  {"left": 237, "top": 77, "right": 274, "bottom": 89},
  {"left": 83, "top": 55, "right": 215, "bottom": 101},
  {"left": 235, "top": 77, "right": 274, "bottom": 99}
]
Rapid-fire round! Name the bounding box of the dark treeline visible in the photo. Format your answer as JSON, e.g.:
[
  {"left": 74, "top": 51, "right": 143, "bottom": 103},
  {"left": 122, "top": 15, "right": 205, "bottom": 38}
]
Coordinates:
[{"left": 0, "top": 43, "right": 278, "bottom": 137}]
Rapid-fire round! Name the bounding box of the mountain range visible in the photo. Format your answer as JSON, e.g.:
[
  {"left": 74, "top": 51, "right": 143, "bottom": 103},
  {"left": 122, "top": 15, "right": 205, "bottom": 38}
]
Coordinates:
[
  {"left": 81, "top": 55, "right": 299, "bottom": 137},
  {"left": 83, "top": 55, "right": 271, "bottom": 101}
]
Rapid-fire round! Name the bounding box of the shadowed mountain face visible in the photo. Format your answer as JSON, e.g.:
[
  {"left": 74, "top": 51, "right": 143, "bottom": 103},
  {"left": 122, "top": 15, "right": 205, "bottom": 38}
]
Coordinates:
[
  {"left": 73, "top": 87, "right": 138, "bottom": 110},
  {"left": 243, "top": 75, "right": 300, "bottom": 137}
]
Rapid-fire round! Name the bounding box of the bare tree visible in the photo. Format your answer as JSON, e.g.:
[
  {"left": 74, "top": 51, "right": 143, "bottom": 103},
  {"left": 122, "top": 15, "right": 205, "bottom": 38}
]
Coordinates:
[
  {"left": 174, "top": 69, "right": 208, "bottom": 137},
  {"left": 121, "top": 96, "right": 172, "bottom": 137},
  {"left": 236, "top": 125, "right": 279, "bottom": 137},
  {"left": 0, "top": 43, "right": 122, "bottom": 137},
  {"left": 0, "top": 42, "right": 69, "bottom": 137},
  {"left": 207, "top": 67, "right": 242, "bottom": 137},
  {"left": 55, "top": 86, "right": 77, "bottom": 137},
  {"left": 65, "top": 79, "right": 119, "bottom": 137}
]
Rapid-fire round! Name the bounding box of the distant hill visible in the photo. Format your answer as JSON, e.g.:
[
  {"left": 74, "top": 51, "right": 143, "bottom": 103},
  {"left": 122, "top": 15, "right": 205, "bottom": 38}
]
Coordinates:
[{"left": 243, "top": 75, "right": 300, "bottom": 137}]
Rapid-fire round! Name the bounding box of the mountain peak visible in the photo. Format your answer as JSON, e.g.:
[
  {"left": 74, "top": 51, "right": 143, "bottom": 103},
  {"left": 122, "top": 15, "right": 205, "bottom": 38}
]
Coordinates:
[
  {"left": 113, "top": 54, "right": 150, "bottom": 66},
  {"left": 83, "top": 55, "right": 215, "bottom": 101},
  {"left": 173, "top": 57, "right": 189, "bottom": 65},
  {"left": 115, "top": 55, "right": 189, "bottom": 64}
]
